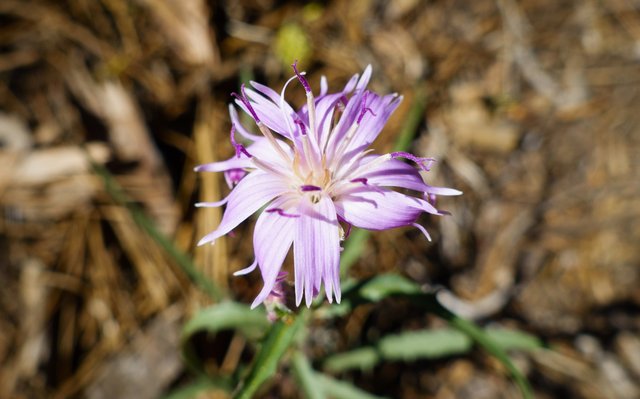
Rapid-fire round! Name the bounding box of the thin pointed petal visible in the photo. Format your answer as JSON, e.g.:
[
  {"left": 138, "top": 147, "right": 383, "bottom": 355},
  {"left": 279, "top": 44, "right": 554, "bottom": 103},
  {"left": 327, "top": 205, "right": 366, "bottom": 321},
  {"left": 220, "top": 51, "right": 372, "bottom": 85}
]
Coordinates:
[
  {"left": 250, "top": 198, "right": 296, "bottom": 308},
  {"left": 197, "top": 171, "right": 287, "bottom": 246},
  {"left": 294, "top": 196, "right": 340, "bottom": 307}
]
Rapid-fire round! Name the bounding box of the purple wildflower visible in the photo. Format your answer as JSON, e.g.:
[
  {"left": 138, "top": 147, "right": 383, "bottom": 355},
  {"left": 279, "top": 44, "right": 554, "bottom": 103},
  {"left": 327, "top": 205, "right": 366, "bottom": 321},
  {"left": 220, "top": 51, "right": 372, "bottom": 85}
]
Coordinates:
[{"left": 195, "top": 65, "right": 462, "bottom": 308}]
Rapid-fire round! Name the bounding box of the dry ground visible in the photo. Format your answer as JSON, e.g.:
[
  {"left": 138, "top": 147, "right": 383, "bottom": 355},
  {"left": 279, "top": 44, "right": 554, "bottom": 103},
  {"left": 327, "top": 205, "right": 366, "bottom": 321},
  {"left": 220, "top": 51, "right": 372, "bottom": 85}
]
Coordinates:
[{"left": 1, "top": 0, "right": 639, "bottom": 398}]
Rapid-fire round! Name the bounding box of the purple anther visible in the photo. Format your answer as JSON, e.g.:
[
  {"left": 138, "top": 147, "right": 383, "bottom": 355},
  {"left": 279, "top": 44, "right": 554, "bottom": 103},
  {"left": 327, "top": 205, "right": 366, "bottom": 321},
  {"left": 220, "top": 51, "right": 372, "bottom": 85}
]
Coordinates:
[
  {"left": 231, "top": 84, "right": 261, "bottom": 123},
  {"left": 294, "top": 119, "right": 307, "bottom": 136},
  {"left": 356, "top": 91, "right": 377, "bottom": 124},
  {"left": 224, "top": 168, "right": 246, "bottom": 188},
  {"left": 300, "top": 185, "right": 322, "bottom": 192},
  {"left": 390, "top": 151, "right": 436, "bottom": 171},
  {"left": 229, "top": 125, "right": 252, "bottom": 159},
  {"left": 350, "top": 177, "right": 368, "bottom": 185},
  {"left": 292, "top": 60, "right": 311, "bottom": 93},
  {"left": 266, "top": 208, "right": 300, "bottom": 218}
]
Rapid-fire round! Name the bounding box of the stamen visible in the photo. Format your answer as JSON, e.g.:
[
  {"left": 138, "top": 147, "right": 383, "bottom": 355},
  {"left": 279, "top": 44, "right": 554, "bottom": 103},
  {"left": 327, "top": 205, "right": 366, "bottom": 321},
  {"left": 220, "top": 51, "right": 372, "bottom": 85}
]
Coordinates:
[
  {"left": 230, "top": 125, "right": 252, "bottom": 158},
  {"left": 266, "top": 208, "right": 300, "bottom": 218},
  {"left": 294, "top": 119, "right": 307, "bottom": 136},
  {"left": 300, "top": 185, "right": 322, "bottom": 192},
  {"left": 231, "top": 84, "right": 261, "bottom": 123},
  {"left": 356, "top": 91, "right": 377, "bottom": 124},
  {"left": 390, "top": 152, "right": 436, "bottom": 171},
  {"left": 350, "top": 178, "right": 368, "bottom": 185},
  {"left": 224, "top": 168, "right": 246, "bottom": 188},
  {"left": 292, "top": 60, "right": 311, "bottom": 93}
]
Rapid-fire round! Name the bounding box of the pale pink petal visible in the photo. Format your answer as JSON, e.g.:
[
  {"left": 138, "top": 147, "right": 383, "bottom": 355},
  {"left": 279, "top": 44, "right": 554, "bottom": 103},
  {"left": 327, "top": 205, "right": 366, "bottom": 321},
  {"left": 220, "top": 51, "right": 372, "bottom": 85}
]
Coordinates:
[
  {"left": 294, "top": 196, "right": 341, "bottom": 307},
  {"left": 229, "top": 105, "right": 261, "bottom": 141},
  {"left": 355, "top": 65, "right": 372, "bottom": 91},
  {"left": 194, "top": 156, "right": 251, "bottom": 173},
  {"left": 250, "top": 197, "right": 297, "bottom": 308},
  {"left": 344, "top": 93, "right": 402, "bottom": 153},
  {"left": 241, "top": 89, "right": 295, "bottom": 138},
  {"left": 197, "top": 171, "right": 288, "bottom": 246},
  {"left": 234, "top": 259, "right": 258, "bottom": 276},
  {"left": 335, "top": 188, "right": 431, "bottom": 230}
]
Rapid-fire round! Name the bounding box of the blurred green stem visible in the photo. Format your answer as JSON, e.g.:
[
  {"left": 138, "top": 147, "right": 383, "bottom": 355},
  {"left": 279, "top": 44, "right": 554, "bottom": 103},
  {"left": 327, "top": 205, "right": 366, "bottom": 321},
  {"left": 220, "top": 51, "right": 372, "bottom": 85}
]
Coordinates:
[{"left": 234, "top": 311, "right": 307, "bottom": 399}]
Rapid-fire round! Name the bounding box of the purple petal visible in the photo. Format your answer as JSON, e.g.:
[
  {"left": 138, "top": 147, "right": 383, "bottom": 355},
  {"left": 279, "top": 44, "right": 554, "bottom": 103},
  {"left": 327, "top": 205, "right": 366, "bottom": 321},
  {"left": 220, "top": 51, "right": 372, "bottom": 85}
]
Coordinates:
[
  {"left": 249, "top": 80, "right": 282, "bottom": 104},
  {"left": 320, "top": 76, "right": 328, "bottom": 95},
  {"left": 345, "top": 93, "right": 402, "bottom": 152},
  {"left": 197, "top": 171, "right": 287, "bottom": 246},
  {"left": 425, "top": 186, "right": 463, "bottom": 196},
  {"left": 194, "top": 156, "right": 251, "bottom": 173},
  {"left": 359, "top": 157, "right": 427, "bottom": 192},
  {"left": 355, "top": 65, "right": 372, "bottom": 91},
  {"left": 250, "top": 197, "right": 297, "bottom": 308},
  {"left": 234, "top": 258, "right": 258, "bottom": 276},
  {"left": 294, "top": 196, "right": 341, "bottom": 307},
  {"left": 242, "top": 88, "right": 295, "bottom": 138},
  {"left": 335, "top": 188, "right": 428, "bottom": 230},
  {"left": 229, "top": 105, "right": 261, "bottom": 141}
]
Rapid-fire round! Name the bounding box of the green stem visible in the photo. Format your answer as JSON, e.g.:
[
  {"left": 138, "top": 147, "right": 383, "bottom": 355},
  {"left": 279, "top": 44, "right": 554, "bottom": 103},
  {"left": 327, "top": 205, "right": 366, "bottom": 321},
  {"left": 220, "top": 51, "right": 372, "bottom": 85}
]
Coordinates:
[{"left": 234, "top": 311, "right": 306, "bottom": 399}]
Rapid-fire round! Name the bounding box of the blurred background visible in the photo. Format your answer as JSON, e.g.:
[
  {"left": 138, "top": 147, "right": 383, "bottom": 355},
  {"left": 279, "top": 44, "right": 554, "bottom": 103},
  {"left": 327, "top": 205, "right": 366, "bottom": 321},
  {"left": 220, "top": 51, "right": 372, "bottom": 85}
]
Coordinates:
[{"left": 1, "top": 0, "right": 640, "bottom": 398}]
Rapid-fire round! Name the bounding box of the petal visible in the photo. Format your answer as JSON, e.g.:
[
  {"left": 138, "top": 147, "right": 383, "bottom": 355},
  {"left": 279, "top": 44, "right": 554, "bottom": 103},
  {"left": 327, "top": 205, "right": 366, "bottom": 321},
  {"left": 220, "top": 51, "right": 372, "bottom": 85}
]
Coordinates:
[
  {"left": 250, "top": 197, "right": 297, "bottom": 308},
  {"left": 320, "top": 75, "right": 328, "bottom": 95},
  {"left": 356, "top": 65, "right": 372, "bottom": 91},
  {"left": 313, "top": 92, "right": 342, "bottom": 148},
  {"left": 195, "top": 137, "right": 292, "bottom": 174},
  {"left": 335, "top": 188, "right": 437, "bottom": 230},
  {"left": 194, "top": 155, "right": 251, "bottom": 173},
  {"left": 345, "top": 93, "right": 402, "bottom": 153},
  {"left": 234, "top": 258, "right": 258, "bottom": 276},
  {"left": 229, "top": 105, "right": 261, "bottom": 141},
  {"left": 294, "top": 195, "right": 341, "bottom": 307},
  {"left": 425, "top": 185, "right": 463, "bottom": 196},
  {"left": 360, "top": 157, "right": 427, "bottom": 192},
  {"left": 249, "top": 80, "right": 282, "bottom": 104},
  {"left": 242, "top": 88, "right": 295, "bottom": 138},
  {"left": 197, "top": 171, "right": 287, "bottom": 246}
]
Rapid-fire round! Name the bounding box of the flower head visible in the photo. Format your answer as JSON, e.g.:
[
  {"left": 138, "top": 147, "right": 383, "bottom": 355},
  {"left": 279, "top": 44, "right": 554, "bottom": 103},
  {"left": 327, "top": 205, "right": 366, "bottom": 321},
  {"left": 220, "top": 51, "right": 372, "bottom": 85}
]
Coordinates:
[{"left": 195, "top": 63, "right": 462, "bottom": 308}]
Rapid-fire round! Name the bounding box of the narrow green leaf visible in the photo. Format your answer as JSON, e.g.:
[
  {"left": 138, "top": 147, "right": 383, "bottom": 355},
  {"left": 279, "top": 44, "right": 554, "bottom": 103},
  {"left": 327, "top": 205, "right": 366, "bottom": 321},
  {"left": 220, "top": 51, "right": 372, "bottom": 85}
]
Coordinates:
[
  {"left": 181, "top": 302, "right": 270, "bottom": 342},
  {"left": 234, "top": 312, "right": 306, "bottom": 399},
  {"left": 342, "top": 273, "right": 536, "bottom": 399},
  {"left": 378, "top": 329, "right": 472, "bottom": 361},
  {"left": 314, "top": 373, "right": 389, "bottom": 399},
  {"left": 180, "top": 302, "right": 270, "bottom": 377},
  {"left": 291, "top": 351, "right": 325, "bottom": 399},
  {"left": 358, "top": 274, "right": 421, "bottom": 302},
  {"left": 486, "top": 328, "right": 544, "bottom": 351},
  {"left": 323, "top": 347, "right": 380, "bottom": 373}
]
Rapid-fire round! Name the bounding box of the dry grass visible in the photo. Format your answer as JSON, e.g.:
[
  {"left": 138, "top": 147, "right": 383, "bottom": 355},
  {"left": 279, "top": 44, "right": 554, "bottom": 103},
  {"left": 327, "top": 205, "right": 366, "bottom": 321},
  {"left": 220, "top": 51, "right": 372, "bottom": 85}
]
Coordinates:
[{"left": 1, "top": 0, "right": 639, "bottom": 398}]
